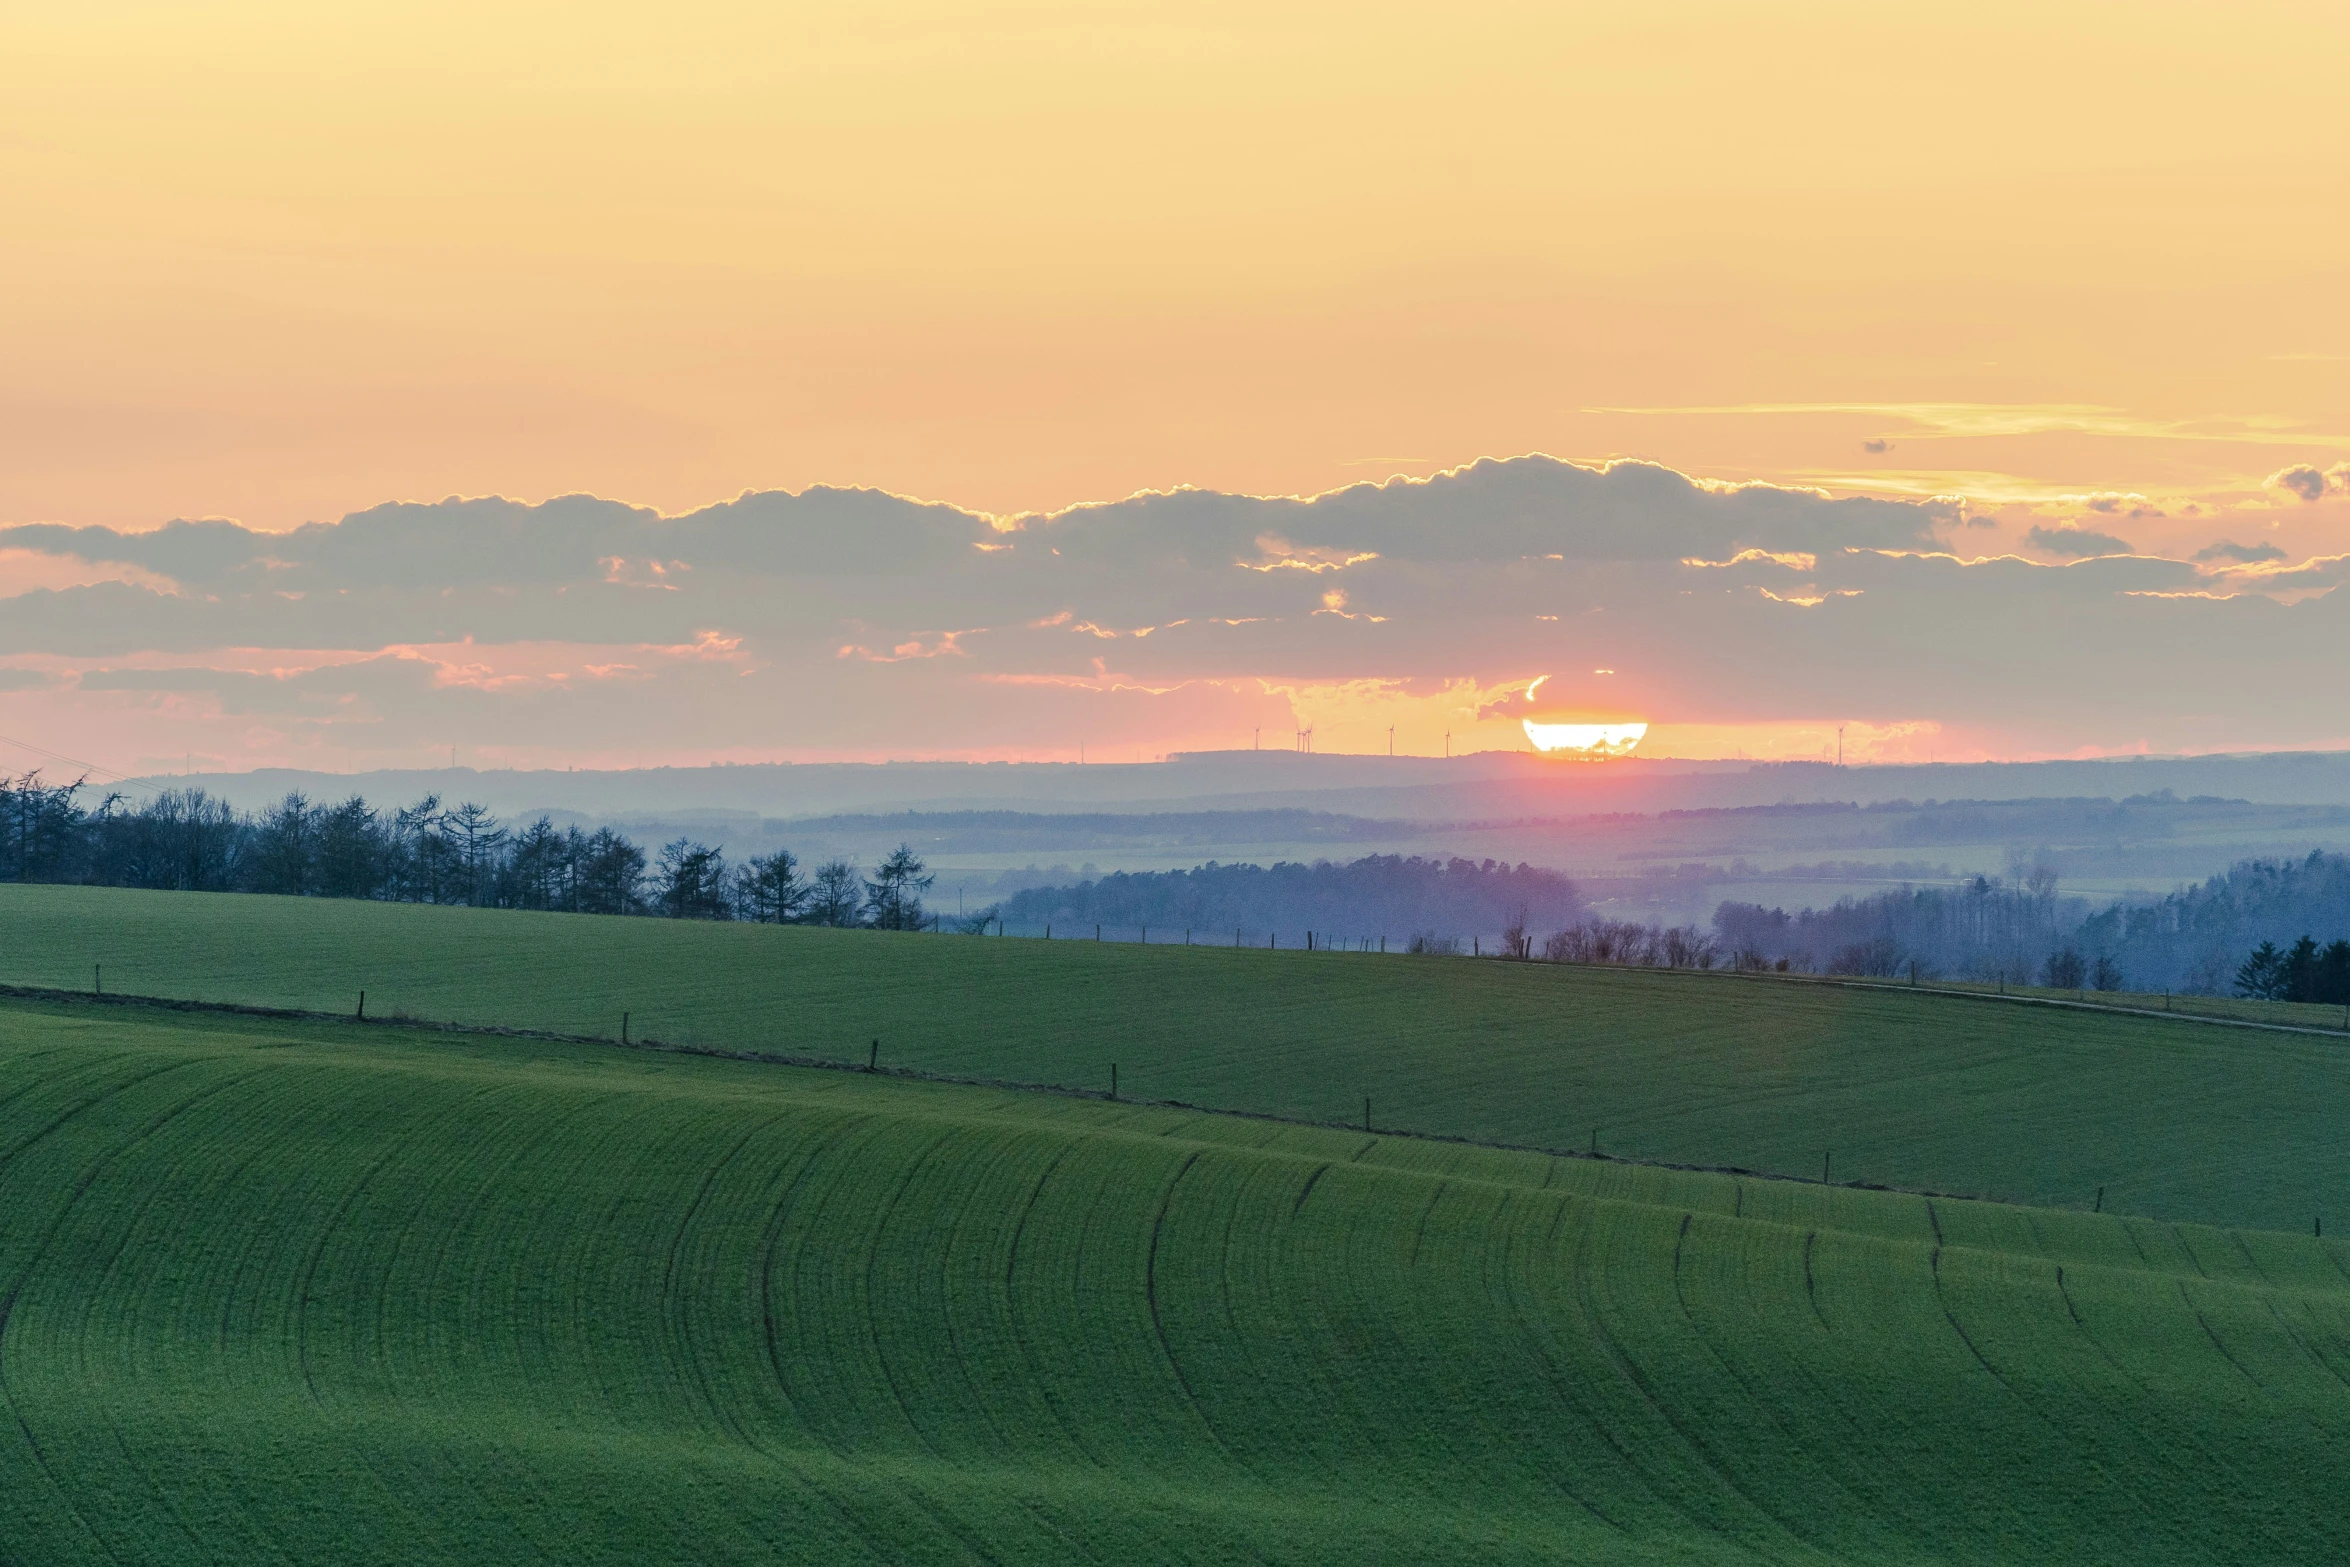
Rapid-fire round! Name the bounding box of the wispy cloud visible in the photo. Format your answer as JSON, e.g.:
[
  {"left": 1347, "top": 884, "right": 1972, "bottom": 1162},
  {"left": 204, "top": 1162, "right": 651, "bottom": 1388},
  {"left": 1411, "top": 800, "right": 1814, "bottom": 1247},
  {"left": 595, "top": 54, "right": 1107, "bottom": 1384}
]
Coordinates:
[
  {"left": 1238, "top": 535, "right": 1381, "bottom": 573},
  {"left": 1681, "top": 549, "right": 1817, "bottom": 572},
  {"left": 1594, "top": 402, "right": 2350, "bottom": 450},
  {"left": 833, "top": 629, "right": 984, "bottom": 662}
]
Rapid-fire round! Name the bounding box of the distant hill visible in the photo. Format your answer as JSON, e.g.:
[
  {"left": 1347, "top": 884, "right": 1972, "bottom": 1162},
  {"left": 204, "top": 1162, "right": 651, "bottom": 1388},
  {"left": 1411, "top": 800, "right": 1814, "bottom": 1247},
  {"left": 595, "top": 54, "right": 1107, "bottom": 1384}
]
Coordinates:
[{"left": 131, "top": 746, "right": 2350, "bottom": 823}]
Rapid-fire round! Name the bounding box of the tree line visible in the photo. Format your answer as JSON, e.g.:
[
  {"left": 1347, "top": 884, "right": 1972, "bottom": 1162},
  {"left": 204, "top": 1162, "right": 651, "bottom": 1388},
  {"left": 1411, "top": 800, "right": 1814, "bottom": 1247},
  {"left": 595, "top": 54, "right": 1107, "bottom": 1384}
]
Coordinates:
[
  {"left": 0, "top": 772, "right": 937, "bottom": 929},
  {"left": 988, "top": 854, "right": 1584, "bottom": 945},
  {"left": 1707, "top": 850, "right": 2350, "bottom": 999},
  {"left": 2233, "top": 937, "right": 2350, "bottom": 1005},
  {"left": 1711, "top": 867, "right": 2083, "bottom": 985}
]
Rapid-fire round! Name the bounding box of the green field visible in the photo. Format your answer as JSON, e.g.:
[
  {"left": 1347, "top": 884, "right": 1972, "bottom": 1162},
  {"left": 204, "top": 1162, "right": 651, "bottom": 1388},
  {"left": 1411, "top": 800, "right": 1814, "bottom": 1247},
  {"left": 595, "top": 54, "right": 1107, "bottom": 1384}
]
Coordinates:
[
  {"left": 5, "top": 884, "right": 2346, "bottom": 1230},
  {"left": 2, "top": 995, "right": 2347, "bottom": 1563}
]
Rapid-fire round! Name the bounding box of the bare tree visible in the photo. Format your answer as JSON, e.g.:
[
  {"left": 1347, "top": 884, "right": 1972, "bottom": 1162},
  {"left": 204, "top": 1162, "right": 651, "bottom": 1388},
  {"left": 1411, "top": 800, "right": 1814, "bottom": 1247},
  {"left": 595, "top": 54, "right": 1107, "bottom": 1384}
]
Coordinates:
[
  {"left": 249, "top": 791, "right": 322, "bottom": 896},
  {"left": 654, "top": 838, "right": 732, "bottom": 920},
  {"left": 734, "top": 849, "right": 810, "bottom": 924},
  {"left": 390, "top": 795, "right": 448, "bottom": 903},
  {"left": 442, "top": 802, "right": 507, "bottom": 907},
  {"left": 807, "top": 859, "right": 863, "bottom": 927},
  {"left": 506, "top": 816, "right": 568, "bottom": 910},
  {"left": 1502, "top": 905, "right": 1530, "bottom": 959},
  {"left": 315, "top": 796, "right": 386, "bottom": 900},
  {"left": 571, "top": 827, "right": 645, "bottom": 915}
]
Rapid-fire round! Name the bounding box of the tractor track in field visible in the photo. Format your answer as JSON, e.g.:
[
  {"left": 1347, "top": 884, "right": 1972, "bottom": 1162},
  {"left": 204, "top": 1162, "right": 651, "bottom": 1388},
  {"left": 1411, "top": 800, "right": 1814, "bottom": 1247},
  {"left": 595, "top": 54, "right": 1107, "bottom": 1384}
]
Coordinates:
[
  {"left": 0, "top": 1054, "right": 230, "bottom": 1567},
  {"left": 741, "top": 1117, "right": 921, "bottom": 1562},
  {"left": 2179, "top": 1282, "right": 2268, "bottom": 1393},
  {"left": 1916, "top": 1225, "right": 2210, "bottom": 1564},
  {"left": 0, "top": 984, "right": 2079, "bottom": 1225},
  {"left": 1671, "top": 1212, "right": 1882, "bottom": 1552},
  {"left": 1570, "top": 1214, "right": 1811, "bottom": 1562}
]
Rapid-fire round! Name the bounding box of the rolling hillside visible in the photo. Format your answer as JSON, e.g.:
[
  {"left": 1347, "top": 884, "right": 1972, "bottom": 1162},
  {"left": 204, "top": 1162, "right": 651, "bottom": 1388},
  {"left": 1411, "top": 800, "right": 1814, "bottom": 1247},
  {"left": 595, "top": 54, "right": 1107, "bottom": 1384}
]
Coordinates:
[
  {"left": 2, "top": 996, "right": 2348, "bottom": 1563},
  {"left": 3, "top": 883, "right": 2347, "bottom": 1229}
]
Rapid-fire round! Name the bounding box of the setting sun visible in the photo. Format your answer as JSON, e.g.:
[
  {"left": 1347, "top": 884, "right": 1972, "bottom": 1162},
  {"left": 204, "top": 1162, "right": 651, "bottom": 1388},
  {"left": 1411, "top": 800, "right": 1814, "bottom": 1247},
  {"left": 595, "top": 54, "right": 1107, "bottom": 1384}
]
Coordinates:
[{"left": 1520, "top": 720, "right": 1648, "bottom": 757}]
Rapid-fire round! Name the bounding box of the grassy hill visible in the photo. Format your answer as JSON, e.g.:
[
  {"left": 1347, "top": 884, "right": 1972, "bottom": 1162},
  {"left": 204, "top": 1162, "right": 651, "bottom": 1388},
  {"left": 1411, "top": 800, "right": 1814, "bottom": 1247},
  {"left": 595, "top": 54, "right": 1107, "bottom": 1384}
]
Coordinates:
[
  {"left": 4, "top": 884, "right": 2347, "bottom": 1230},
  {"left": 2, "top": 994, "right": 2347, "bottom": 1563}
]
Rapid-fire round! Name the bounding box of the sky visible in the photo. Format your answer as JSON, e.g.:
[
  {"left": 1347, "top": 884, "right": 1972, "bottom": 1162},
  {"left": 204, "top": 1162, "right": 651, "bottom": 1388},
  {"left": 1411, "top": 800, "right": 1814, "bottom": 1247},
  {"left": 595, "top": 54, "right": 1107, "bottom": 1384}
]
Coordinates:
[{"left": 2, "top": 1, "right": 2347, "bottom": 776}]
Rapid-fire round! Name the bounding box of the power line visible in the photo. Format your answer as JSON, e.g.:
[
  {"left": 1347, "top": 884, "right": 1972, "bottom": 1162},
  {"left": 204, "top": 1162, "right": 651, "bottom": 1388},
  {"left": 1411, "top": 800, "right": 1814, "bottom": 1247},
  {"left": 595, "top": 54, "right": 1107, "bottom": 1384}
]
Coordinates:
[{"left": 0, "top": 733, "right": 165, "bottom": 798}]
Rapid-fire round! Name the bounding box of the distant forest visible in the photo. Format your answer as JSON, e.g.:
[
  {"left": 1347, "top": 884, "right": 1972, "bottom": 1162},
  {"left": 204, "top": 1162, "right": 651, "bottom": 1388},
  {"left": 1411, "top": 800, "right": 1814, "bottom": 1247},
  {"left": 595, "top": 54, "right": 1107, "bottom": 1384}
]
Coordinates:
[
  {"left": 990, "top": 856, "right": 1584, "bottom": 947},
  {"left": 1709, "top": 850, "right": 2350, "bottom": 998}
]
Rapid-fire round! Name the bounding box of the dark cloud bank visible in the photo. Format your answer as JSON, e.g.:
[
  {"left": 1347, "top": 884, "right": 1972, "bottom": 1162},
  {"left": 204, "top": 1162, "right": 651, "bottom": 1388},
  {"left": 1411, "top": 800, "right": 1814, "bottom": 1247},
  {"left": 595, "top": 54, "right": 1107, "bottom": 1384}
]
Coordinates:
[{"left": 3, "top": 456, "right": 2345, "bottom": 757}]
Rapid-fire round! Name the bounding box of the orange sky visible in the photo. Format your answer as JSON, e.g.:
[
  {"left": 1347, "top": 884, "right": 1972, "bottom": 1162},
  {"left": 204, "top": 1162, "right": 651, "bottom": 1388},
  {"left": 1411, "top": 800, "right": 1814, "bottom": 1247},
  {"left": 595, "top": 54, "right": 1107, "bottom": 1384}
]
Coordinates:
[{"left": 4, "top": 0, "right": 2345, "bottom": 534}]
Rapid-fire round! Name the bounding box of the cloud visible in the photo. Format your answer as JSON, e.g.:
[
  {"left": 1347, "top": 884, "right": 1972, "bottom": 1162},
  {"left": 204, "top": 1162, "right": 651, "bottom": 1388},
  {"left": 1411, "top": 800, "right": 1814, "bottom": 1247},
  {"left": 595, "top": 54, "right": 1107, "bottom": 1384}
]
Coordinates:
[
  {"left": 1237, "top": 535, "right": 1381, "bottom": 573},
  {"left": 2265, "top": 464, "right": 2350, "bottom": 503},
  {"left": 0, "top": 517, "right": 273, "bottom": 585},
  {"left": 2082, "top": 492, "right": 2163, "bottom": 519},
  {"left": 833, "top": 628, "right": 984, "bottom": 662},
  {"left": 2196, "top": 553, "right": 2350, "bottom": 594},
  {"left": 1312, "top": 588, "right": 1386, "bottom": 622},
  {"left": 1681, "top": 549, "right": 1817, "bottom": 572},
  {"left": 600, "top": 557, "right": 690, "bottom": 590},
  {"left": 2193, "top": 539, "right": 2288, "bottom": 564},
  {"left": 1598, "top": 402, "right": 2157, "bottom": 438},
  {"left": 1601, "top": 401, "right": 2350, "bottom": 451},
  {"left": 18, "top": 453, "right": 2350, "bottom": 768},
  {"left": 1755, "top": 587, "right": 1862, "bottom": 608},
  {"left": 2024, "top": 524, "right": 2133, "bottom": 559}
]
